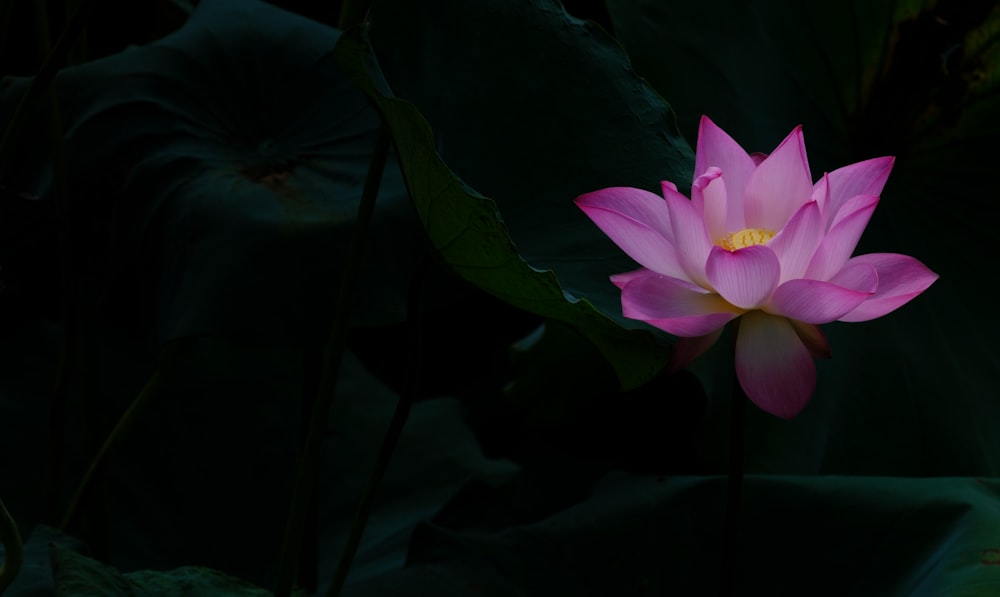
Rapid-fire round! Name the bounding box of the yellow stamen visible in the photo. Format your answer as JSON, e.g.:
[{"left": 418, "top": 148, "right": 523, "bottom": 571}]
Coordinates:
[{"left": 718, "top": 228, "right": 775, "bottom": 251}]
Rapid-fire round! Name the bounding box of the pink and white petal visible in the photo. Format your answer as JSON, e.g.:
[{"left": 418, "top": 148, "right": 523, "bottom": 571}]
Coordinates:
[
  {"left": 768, "top": 278, "right": 874, "bottom": 324},
  {"left": 810, "top": 172, "right": 832, "bottom": 221},
  {"left": 576, "top": 188, "right": 688, "bottom": 279},
  {"left": 610, "top": 267, "right": 654, "bottom": 289},
  {"left": 804, "top": 195, "right": 878, "bottom": 281},
  {"left": 768, "top": 200, "right": 823, "bottom": 283},
  {"left": 735, "top": 311, "right": 816, "bottom": 419},
  {"left": 828, "top": 261, "right": 879, "bottom": 292},
  {"left": 695, "top": 116, "right": 757, "bottom": 229},
  {"left": 788, "top": 319, "right": 831, "bottom": 359},
  {"left": 824, "top": 156, "right": 894, "bottom": 219},
  {"left": 705, "top": 244, "right": 780, "bottom": 309},
  {"left": 749, "top": 152, "right": 768, "bottom": 165},
  {"left": 837, "top": 253, "right": 939, "bottom": 322},
  {"left": 828, "top": 193, "right": 879, "bottom": 232},
  {"left": 692, "top": 168, "right": 729, "bottom": 241},
  {"left": 576, "top": 186, "right": 673, "bottom": 241},
  {"left": 663, "top": 185, "right": 714, "bottom": 287},
  {"left": 620, "top": 274, "right": 741, "bottom": 337},
  {"left": 668, "top": 328, "right": 724, "bottom": 373},
  {"left": 645, "top": 313, "right": 739, "bottom": 337},
  {"left": 689, "top": 168, "right": 715, "bottom": 215},
  {"left": 743, "top": 126, "right": 814, "bottom": 231}
]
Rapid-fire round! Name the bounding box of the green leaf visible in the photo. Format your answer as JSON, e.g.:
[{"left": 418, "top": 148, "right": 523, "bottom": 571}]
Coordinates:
[
  {"left": 335, "top": 0, "right": 697, "bottom": 388},
  {"left": 0, "top": 0, "right": 422, "bottom": 345},
  {"left": 608, "top": 0, "right": 1000, "bottom": 475},
  {"left": 357, "top": 475, "right": 1000, "bottom": 596},
  {"left": 505, "top": 321, "right": 619, "bottom": 425}
]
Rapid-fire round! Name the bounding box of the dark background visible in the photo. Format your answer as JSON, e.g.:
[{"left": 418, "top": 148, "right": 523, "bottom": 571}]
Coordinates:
[{"left": 2, "top": 0, "right": 999, "bottom": 595}]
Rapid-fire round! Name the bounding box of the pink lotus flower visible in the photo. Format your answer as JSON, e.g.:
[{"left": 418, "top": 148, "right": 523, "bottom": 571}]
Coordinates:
[{"left": 576, "top": 116, "right": 938, "bottom": 419}]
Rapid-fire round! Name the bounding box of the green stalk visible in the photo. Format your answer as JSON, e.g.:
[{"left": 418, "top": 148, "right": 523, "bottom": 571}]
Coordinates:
[
  {"left": 325, "top": 375, "right": 414, "bottom": 597},
  {"left": 23, "top": 0, "right": 79, "bottom": 526},
  {"left": 326, "top": 254, "right": 426, "bottom": 597},
  {"left": 66, "top": 0, "right": 88, "bottom": 65},
  {"left": 0, "top": 0, "right": 14, "bottom": 63},
  {"left": 59, "top": 340, "right": 190, "bottom": 531},
  {"left": 0, "top": 498, "right": 23, "bottom": 594},
  {"left": 297, "top": 342, "right": 324, "bottom": 594},
  {"left": 720, "top": 380, "right": 747, "bottom": 596},
  {"left": 274, "top": 127, "right": 391, "bottom": 597},
  {"left": 0, "top": 0, "right": 92, "bottom": 180},
  {"left": 337, "top": 0, "right": 372, "bottom": 30}
]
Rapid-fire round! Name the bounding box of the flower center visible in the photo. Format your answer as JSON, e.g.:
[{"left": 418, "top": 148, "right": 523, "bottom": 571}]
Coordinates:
[{"left": 717, "top": 228, "right": 775, "bottom": 251}]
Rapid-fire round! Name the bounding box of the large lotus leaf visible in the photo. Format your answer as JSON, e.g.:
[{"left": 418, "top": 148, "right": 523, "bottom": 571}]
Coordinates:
[
  {"left": 607, "top": 0, "right": 1000, "bottom": 475},
  {"left": 346, "top": 474, "right": 1000, "bottom": 596},
  {"left": 332, "top": 0, "right": 697, "bottom": 389},
  {"left": 0, "top": 0, "right": 420, "bottom": 345}
]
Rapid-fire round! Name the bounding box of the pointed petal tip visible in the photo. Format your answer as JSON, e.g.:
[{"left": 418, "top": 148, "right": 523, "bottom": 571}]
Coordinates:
[
  {"left": 836, "top": 253, "right": 938, "bottom": 322},
  {"left": 575, "top": 187, "right": 693, "bottom": 279},
  {"left": 610, "top": 268, "right": 651, "bottom": 289},
  {"left": 692, "top": 167, "right": 723, "bottom": 190},
  {"left": 743, "top": 124, "right": 814, "bottom": 231},
  {"left": 769, "top": 277, "right": 875, "bottom": 324}
]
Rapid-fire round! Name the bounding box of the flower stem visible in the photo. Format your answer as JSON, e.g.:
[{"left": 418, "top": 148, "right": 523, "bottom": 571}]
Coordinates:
[
  {"left": 0, "top": 498, "right": 23, "bottom": 594},
  {"left": 59, "top": 339, "right": 190, "bottom": 531},
  {"left": 274, "top": 126, "right": 391, "bottom": 597},
  {"left": 0, "top": 0, "right": 92, "bottom": 180},
  {"left": 296, "top": 342, "right": 324, "bottom": 594},
  {"left": 337, "top": 0, "right": 372, "bottom": 30},
  {"left": 720, "top": 380, "right": 746, "bottom": 595},
  {"left": 325, "top": 253, "right": 426, "bottom": 597},
  {"left": 24, "top": 0, "right": 78, "bottom": 528}
]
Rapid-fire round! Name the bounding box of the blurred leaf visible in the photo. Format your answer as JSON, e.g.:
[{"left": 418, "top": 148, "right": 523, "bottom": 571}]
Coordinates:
[
  {"left": 505, "top": 321, "right": 619, "bottom": 425},
  {"left": 334, "top": 0, "right": 699, "bottom": 388},
  {"left": 494, "top": 321, "right": 706, "bottom": 473},
  {"left": 166, "top": 0, "right": 194, "bottom": 14},
  {"left": 608, "top": 0, "right": 1000, "bottom": 475},
  {"left": 0, "top": 0, "right": 422, "bottom": 346},
  {"left": 351, "top": 474, "right": 1000, "bottom": 596}
]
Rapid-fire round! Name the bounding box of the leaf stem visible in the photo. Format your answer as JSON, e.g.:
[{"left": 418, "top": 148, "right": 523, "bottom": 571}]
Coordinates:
[
  {"left": 720, "top": 380, "right": 746, "bottom": 595},
  {"left": 0, "top": 0, "right": 92, "bottom": 180},
  {"left": 59, "top": 340, "right": 190, "bottom": 531},
  {"left": 0, "top": 498, "right": 23, "bottom": 594},
  {"left": 27, "top": 0, "right": 78, "bottom": 527},
  {"left": 325, "top": 252, "right": 426, "bottom": 597},
  {"left": 296, "top": 342, "right": 324, "bottom": 594},
  {"left": 274, "top": 126, "right": 391, "bottom": 597},
  {"left": 0, "top": 1, "right": 13, "bottom": 63},
  {"left": 337, "top": 0, "right": 373, "bottom": 30}
]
